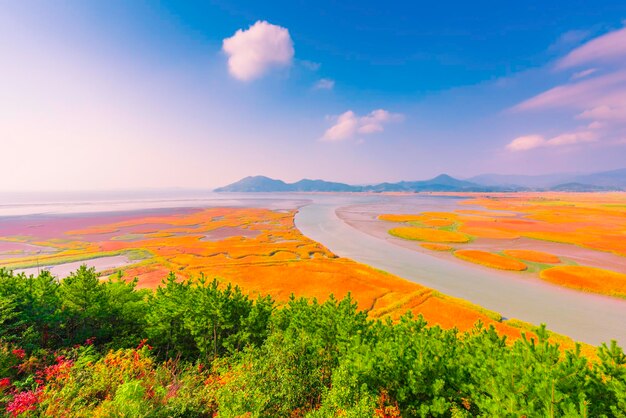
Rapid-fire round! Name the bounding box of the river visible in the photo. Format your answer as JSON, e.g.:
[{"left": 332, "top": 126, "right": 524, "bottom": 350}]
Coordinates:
[{"left": 295, "top": 194, "right": 626, "bottom": 346}]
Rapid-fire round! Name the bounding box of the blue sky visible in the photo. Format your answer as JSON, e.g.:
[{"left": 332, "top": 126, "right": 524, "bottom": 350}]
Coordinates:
[{"left": 2, "top": 1, "right": 626, "bottom": 190}]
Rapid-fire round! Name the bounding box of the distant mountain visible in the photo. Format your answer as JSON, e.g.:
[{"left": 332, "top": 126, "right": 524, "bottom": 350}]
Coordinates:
[
  {"left": 217, "top": 174, "right": 505, "bottom": 193},
  {"left": 569, "top": 169, "right": 626, "bottom": 189},
  {"left": 467, "top": 173, "right": 576, "bottom": 189},
  {"left": 548, "top": 183, "right": 615, "bottom": 192},
  {"left": 215, "top": 169, "right": 626, "bottom": 193},
  {"left": 214, "top": 176, "right": 360, "bottom": 192},
  {"left": 214, "top": 176, "right": 291, "bottom": 192},
  {"left": 469, "top": 169, "right": 626, "bottom": 190},
  {"left": 290, "top": 179, "right": 362, "bottom": 192},
  {"left": 364, "top": 174, "right": 501, "bottom": 192}
]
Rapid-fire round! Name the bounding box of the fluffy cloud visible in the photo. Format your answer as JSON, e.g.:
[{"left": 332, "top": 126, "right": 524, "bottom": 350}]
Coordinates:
[
  {"left": 314, "top": 78, "right": 335, "bottom": 90},
  {"left": 222, "top": 21, "right": 294, "bottom": 81},
  {"left": 507, "top": 131, "right": 597, "bottom": 152},
  {"left": 548, "top": 130, "right": 597, "bottom": 146},
  {"left": 506, "top": 135, "right": 546, "bottom": 151},
  {"left": 321, "top": 109, "right": 403, "bottom": 141}
]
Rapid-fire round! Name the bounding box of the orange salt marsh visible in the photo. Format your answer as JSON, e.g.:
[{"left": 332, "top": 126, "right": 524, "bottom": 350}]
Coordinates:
[
  {"left": 0, "top": 206, "right": 529, "bottom": 340},
  {"left": 422, "top": 218, "right": 455, "bottom": 227},
  {"left": 449, "top": 192, "right": 626, "bottom": 257},
  {"left": 454, "top": 250, "right": 528, "bottom": 271},
  {"left": 540, "top": 266, "right": 626, "bottom": 299},
  {"left": 379, "top": 192, "right": 626, "bottom": 288},
  {"left": 503, "top": 249, "right": 560, "bottom": 264},
  {"left": 389, "top": 227, "right": 470, "bottom": 243},
  {"left": 420, "top": 243, "right": 453, "bottom": 251}
]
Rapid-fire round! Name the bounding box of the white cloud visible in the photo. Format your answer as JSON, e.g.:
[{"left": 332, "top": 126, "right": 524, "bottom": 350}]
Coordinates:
[
  {"left": 358, "top": 109, "right": 403, "bottom": 133},
  {"left": 314, "top": 78, "right": 335, "bottom": 90},
  {"left": 321, "top": 109, "right": 403, "bottom": 141},
  {"left": 322, "top": 111, "right": 359, "bottom": 141},
  {"left": 504, "top": 27, "right": 626, "bottom": 154},
  {"left": 513, "top": 70, "right": 626, "bottom": 111},
  {"left": 222, "top": 21, "right": 294, "bottom": 81},
  {"left": 507, "top": 131, "right": 597, "bottom": 152},
  {"left": 577, "top": 105, "right": 626, "bottom": 121},
  {"left": 506, "top": 135, "right": 546, "bottom": 151},
  {"left": 548, "top": 130, "right": 597, "bottom": 146},
  {"left": 557, "top": 27, "right": 626, "bottom": 69}
]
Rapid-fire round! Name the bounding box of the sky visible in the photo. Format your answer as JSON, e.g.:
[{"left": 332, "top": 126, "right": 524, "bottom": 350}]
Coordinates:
[{"left": 2, "top": 1, "right": 626, "bottom": 191}]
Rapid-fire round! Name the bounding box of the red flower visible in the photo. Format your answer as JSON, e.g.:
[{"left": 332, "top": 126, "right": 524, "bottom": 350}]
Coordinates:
[
  {"left": 136, "top": 339, "right": 153, "bottom": 351},
  {"left": 0, "top": 378, "right": 11, "bottom": 389},
  {"left": 43, "top": 358, "right": 74, "bottom": 381},
  {"left": 6, "top": 390, "right": 40, "bottom": 417},
  {"left": 11, "top": 349, "right": 25, "bottom": 360}
]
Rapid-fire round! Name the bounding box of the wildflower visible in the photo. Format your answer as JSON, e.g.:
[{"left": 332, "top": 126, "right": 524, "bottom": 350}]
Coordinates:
[
  {"left": 11, "top": 349, "right": 26, "bottom": 360},
  {"left": 137, "top": 339, "right": 153, "bottom": 351},
  {"left": 6, "top": 390, "right": 40, "bottom": 417}
]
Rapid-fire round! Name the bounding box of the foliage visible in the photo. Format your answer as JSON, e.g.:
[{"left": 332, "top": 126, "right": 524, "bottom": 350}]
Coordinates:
[{"left": 0, "top": 267, "right": 624, "bottom": 417}]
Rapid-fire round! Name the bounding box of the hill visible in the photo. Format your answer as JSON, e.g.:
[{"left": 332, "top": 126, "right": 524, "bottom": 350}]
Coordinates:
[
  {"left": 570, "top": 168, "right": 626, "bottom": 189},
  {"left": 214, "top": 176, "right": 360, "bottom": 192},
  {"left": 216, "top": 169, "right": 626, "bottom": 193},
  {"left": 469, "top": 168, "right": 626, "bottom": 190},
  {"left": 216, "top": 174, "right": 509, "bottom": 193},
  {"left": 364, "top": 174, "right": 502, "bottom": 192},
  {"left": 549, "top": 182, "right": 616, "bottom": 192}
]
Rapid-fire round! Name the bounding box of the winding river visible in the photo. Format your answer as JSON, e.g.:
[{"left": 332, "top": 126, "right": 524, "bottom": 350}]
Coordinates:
[
  {"left": 3, "top": 191, "right": 625, "bottom": 346},
  {"left": 295, "top": 194, "right": 626, "bottom": 347}
]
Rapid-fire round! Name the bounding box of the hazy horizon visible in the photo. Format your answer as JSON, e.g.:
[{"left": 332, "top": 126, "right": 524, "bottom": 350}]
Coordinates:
[
  {"left": 3, "top": 1, "right": 626, "bottom": 191},
  {"left": 2, "top": 167, "right": 619, "bottom": 194}
]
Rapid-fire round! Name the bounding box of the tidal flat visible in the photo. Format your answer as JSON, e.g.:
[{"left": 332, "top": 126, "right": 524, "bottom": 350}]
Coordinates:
[{"left": 1, "top": 191, "right": 625, "bottom": 346}]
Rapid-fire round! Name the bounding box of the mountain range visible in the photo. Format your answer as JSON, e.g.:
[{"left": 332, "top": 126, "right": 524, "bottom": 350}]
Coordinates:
[
  {"left": 215, "top": 169, "right": 626, "bottom": 193},
  {"left": 467, "top": 168, "right": 626, "bottom": 189}
]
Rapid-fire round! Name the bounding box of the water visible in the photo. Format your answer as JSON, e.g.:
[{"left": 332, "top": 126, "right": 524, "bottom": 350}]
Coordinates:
[
  {"left": 15, "top": 255, "right": 133, "bottom": 278},
  {"left": 294, "top": 194, "right": 626, "bottom": 346}
]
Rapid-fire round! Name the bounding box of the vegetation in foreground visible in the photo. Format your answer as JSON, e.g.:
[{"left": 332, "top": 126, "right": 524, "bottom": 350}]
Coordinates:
[{"left": 1, "top": 266, "right": 625, "bottom": 417}]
